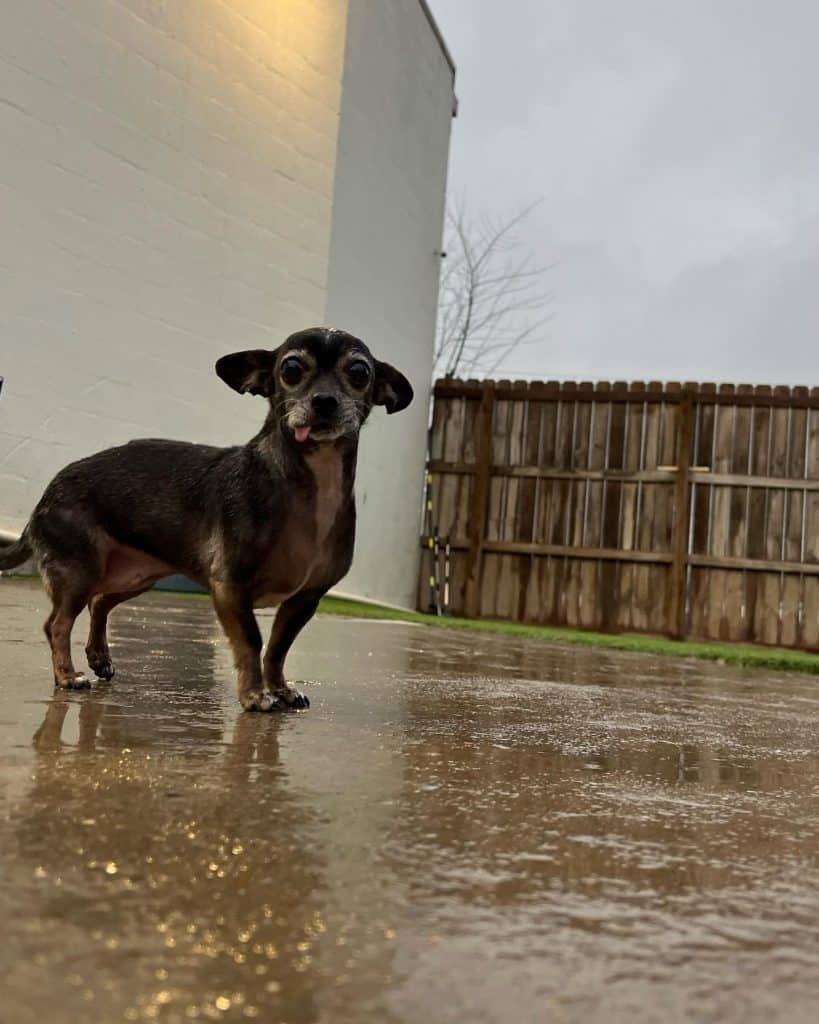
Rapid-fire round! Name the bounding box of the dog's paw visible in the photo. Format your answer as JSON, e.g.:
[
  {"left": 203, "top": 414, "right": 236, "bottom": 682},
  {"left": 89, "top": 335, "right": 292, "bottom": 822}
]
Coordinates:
[
  {"left": 87, "top": 652, "right": 115, "bottom": 681},
  {"left": 274, "top": 685, "right": 310, "bottom": 710},
  {"left": 241, "top": 686, "right": 310, "bottom": 712},
  {"left": 241, "top": 689, "right": 283, "bottom": 713},
  {"left": 56, "top": 673, "right": 92, "bottom": 690}
]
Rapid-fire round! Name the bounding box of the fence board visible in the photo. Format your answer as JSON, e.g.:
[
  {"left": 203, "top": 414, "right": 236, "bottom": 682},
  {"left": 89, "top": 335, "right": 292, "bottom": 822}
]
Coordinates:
[
  {"left": 802, "top": 403, "right": 819, "bottom": 646},
  {"left": 616, "top": 393, "right": 640, "bottom": 630},
  {"left": 533, "top": 394, "right": 559, "bottom": 624},
  {"left": 496, "top": 394, "right": 527, "bottom": 619},
  {"left": 517, "top": 398, "right": 542, "bottom": 620},
  {"left": 639, "top": 391, "right": 666, "bottom": 633},
  {"left": 463, "top": 384, "right": 494, "bottom": 617},
  {"left": 566, "top": 398, "right": 592, "bottom": 626},
  {"left": 600, "top": 390, "right": 627, "bottom": 630},
  {"left": 747, "top": 397, "right": 772, "bottom": 640}
]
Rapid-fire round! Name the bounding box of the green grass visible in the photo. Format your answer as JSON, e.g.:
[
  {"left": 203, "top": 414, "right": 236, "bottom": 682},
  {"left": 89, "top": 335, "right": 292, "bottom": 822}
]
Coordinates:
[{"left": 317, "top": 596, "right": 819, "bottom": 675}]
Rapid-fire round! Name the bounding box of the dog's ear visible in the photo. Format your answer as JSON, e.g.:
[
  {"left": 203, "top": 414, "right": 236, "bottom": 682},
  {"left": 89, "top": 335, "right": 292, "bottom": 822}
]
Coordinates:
[
  {"left": 215, "top": 349, "right": 277, "bottom": 397},
  {"left": 373, "top": 360, "right": 413, "bottom": 414}
]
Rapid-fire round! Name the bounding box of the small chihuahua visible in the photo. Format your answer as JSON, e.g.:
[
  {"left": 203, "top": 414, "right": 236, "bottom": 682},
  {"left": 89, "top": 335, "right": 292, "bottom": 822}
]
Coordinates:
[{"left": 0, "top": 328, "right": 413, "bottom": 711}]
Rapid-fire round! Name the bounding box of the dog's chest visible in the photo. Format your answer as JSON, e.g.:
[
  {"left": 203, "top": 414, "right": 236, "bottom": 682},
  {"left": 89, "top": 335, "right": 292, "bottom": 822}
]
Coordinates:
[
  {"left": 306, "top": 448, "right": 344, "bottom": 549},
  {"left": 253, "top": 450, "right": 346, "bottom": 607}
]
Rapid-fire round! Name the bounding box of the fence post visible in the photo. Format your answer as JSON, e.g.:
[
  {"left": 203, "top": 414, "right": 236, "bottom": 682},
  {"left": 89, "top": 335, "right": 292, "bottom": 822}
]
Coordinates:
[
  {"left": 668, "top": 393, "right": 694, "bottom": 639},
  {"left": 464, "top": 382, "right": 495, "bottom": 618}
]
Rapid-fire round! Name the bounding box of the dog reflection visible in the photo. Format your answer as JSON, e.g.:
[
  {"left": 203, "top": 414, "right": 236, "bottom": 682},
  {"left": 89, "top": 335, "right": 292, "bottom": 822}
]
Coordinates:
[{"left": 22, "top": 692, "right": 323, "bottom": 1023}]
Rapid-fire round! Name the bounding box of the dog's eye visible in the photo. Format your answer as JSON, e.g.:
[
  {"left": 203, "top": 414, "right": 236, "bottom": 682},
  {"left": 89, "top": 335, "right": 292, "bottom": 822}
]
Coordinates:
[
  {"left": 347, "top": 360, "right": 371, "bottom": 389},
  {"left": 280, "top": 357, "right": 305, "bottom": 386}
]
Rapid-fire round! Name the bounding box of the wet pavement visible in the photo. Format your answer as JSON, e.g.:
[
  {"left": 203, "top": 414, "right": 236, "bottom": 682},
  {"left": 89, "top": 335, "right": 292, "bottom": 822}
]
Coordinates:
[{"left": 2, "top": 579, "right": 819, "bottom": 1023}]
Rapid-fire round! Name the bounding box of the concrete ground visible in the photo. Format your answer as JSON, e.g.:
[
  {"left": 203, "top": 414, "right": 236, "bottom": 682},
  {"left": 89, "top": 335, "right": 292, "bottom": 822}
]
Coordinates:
[{"left": 2, "top": 578, "right": 819, "bottom": 1024}]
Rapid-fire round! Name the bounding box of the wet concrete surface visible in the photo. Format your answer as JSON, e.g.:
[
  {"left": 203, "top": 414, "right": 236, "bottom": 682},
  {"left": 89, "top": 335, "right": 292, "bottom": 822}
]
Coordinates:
[{"left": 2, "top": 579, "right": 819, "bottom": 1023}]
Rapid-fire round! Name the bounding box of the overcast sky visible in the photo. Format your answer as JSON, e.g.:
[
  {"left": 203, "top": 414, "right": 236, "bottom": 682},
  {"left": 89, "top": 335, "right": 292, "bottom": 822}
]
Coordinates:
[{"left": 428, "top": 0, "right": 819, "bottom": 384}]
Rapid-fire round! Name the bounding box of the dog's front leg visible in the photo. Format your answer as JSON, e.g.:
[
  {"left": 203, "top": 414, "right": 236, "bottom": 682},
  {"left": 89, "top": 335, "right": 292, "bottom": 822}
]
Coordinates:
[
  {"left": 262, "top": 588, "right": 324, "bottom": 710},
  {"left": 211, "top": 583, "right": 271, "bottom": 711}
]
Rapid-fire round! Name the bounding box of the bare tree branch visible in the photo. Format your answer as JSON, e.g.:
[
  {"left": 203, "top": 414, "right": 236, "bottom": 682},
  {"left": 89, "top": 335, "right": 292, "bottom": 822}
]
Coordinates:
[{"left": 434, "top": 201, "right": 551, "bottom": 379}]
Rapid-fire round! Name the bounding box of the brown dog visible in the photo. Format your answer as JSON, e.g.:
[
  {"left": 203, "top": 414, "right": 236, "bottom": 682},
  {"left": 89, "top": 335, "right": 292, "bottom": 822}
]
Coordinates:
[{"left": 0, "top": 328, "right": 413, "bottom": 711}]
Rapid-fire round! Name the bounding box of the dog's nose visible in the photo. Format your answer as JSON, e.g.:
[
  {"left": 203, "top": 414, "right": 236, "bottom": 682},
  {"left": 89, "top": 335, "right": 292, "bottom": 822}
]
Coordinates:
[{"left": 311, "top": 393, "right": 338, "bottom": 417}]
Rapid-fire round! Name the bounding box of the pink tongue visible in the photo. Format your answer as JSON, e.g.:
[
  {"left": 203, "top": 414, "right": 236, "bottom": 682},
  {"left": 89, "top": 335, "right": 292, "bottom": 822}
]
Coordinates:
[{"left": 294, "top": 426, "right": 311, "bottom": 443}]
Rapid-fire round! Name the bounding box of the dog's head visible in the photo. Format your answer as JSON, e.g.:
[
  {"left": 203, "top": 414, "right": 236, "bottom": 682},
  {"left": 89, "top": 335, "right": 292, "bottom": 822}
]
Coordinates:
[{"left": 215, "top": 328, "right": 413, "bottom": 445}]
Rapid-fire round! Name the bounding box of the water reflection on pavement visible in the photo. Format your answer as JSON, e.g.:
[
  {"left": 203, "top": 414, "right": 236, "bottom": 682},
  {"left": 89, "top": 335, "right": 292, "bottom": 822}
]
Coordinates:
[{"left": 2, "top": 579, "right": 819, "bottom": 1023}]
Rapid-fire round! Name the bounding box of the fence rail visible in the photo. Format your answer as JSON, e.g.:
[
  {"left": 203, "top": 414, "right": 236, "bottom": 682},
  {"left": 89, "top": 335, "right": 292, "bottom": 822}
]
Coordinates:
[{"left": 418, "top": 378, "right": 819, "bottom": 649}]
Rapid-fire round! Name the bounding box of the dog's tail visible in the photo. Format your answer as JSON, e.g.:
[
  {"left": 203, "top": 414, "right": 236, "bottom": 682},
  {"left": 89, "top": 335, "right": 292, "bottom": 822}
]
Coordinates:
[{"left": 0, "top": 531, "right": 33, "bottom": 572}]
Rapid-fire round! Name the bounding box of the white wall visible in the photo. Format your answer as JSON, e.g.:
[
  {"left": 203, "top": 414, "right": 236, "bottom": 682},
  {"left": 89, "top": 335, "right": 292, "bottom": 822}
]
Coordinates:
[
  {"left": 0, "top": 0, "right": 453, "bottom": 610},
  {"left": 0, "top": 0, "right": 348, "bottom": 529},
  {"left": 324, "top": 0, "right": 454, "bottom": 607}
]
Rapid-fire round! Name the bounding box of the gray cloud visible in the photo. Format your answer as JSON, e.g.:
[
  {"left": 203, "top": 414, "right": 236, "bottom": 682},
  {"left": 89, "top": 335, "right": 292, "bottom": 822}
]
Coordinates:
[{"left": 430, "top": 0, "right": 819, "bottom": 383}]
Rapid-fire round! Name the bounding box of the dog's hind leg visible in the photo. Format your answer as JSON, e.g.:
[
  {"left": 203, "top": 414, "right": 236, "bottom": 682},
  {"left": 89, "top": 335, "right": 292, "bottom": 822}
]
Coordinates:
[
  {"left": 86, "top": 587, "right": 150, "bottom": 680},
  {"left": 43, "top": 571, "right": 95, "bottom": 689},
  {"left": 31, "top": 508, "right": 104, "bottom": 689}
]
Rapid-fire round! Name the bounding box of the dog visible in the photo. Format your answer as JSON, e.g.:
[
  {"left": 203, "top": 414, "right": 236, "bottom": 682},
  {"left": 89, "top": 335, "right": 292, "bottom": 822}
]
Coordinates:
[{"left": 0, "top": 327, "right": 413, "bottom": 711}]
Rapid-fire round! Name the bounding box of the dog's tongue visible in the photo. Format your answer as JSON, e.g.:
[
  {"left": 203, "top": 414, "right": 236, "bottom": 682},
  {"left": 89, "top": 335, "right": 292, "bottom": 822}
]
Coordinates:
[{"left": 294, "top": 426, "right": 311, "bottom": 443}]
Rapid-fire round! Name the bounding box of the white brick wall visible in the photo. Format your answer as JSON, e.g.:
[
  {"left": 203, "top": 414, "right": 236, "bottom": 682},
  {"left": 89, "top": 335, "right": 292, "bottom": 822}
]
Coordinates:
[
  {"left": 0, "top": 0, "right": 348, "bottom": 528},
  {"left": 324, "top": 0, "right": 454, "bottom": 606},
  {"left": 0, "top": 0, "right": 454, "bottom": 609}
]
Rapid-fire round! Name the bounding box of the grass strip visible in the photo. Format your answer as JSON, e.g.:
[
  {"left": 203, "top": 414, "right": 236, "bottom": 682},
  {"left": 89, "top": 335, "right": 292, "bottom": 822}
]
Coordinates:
[{"left": 317, "top": 596, "right": 819, "bottom": 675}]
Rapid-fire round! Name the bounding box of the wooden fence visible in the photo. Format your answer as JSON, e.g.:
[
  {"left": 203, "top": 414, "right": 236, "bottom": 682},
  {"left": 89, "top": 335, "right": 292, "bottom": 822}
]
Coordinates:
[{"left": 418, "top": 378, "right": 819, "bottom": 649}]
